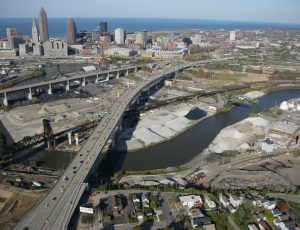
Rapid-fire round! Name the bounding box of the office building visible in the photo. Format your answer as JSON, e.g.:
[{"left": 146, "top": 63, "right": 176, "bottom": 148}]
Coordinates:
[
  {"left": 100, "top": 22, "right": 108, "bottom": 33},
  {"left": 32, "top": 17, "right": 39, "bottom": 44},
  {"left": 6, "top": 27, "right": 17, "bottom": 49},
  {"left": 67, "top": 18, "right": 77, "bottom": 44},
  {"left": 19, "top": 43, "right": 32, "bottom": 57},
  {"left": 135, "top": 31, "right": 148, "bottom": 47},
  {"left": 230, "top": 31, "right": 236, "bottom": 44},
  {"left": 43, "top": 40, "right": 68, "bottom": 57},
  {"left": 114, "top": 28, "right": 125, "bottom": 45},
  {"left": 11, "top": 36, "right": 24, "bottom": 49},
  {"left": 38, "top": 7, "right": 49, "bottom": 42}
]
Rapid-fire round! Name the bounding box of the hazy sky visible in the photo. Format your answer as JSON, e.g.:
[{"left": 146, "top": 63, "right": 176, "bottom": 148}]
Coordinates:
[{"left": 1, "top": 0, "right": 300, "bottom": 24}]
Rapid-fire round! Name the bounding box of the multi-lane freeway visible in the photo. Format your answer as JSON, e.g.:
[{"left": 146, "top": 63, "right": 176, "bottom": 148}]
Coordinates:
[{"left": 15, "top": 59, "right": 229, "bottom": 230}]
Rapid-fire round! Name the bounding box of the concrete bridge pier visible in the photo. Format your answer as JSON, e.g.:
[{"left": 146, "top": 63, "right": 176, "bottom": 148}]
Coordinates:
[
  {"left": 116, "top": 71, "right": 120, "bottom": 79},
  {"left": 95, "top": 74, "right": 99, "bottom": 84},
  {"left": 48, "top": 84, "right": 52, "bottom": 95},
  {"left": 28, "top": 88, "right": 33, "bottom": 100},
  {"left": 66, "top": 80, "right": 70, "bottom": 91},
  {"left": 134, "top": 66, "right": 138, "bottom": 72},
  {"left": 74, "top": 133, "right": 79, "bottom": 146},
  {"left": 82, "top": 77, "right": 86, "bottom": 87},
  {"left": 125, "top": 69, "right": 129, "bottom": 76},
  {"left": 106, "top": 73, "right": 110, "bottom": 81},
  {"left": 68, "top": 132, "right": 72, "bottom": 145},
  {"left": 3, "top": 92, "right": 8, "bottom": 106}
]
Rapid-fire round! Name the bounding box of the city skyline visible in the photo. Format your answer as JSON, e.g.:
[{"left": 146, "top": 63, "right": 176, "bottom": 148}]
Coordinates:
[{"left": 0, "top": 0, "right": 300, "bottom": 24}]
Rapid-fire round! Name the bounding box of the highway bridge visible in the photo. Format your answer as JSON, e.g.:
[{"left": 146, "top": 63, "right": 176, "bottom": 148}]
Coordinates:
[
  {"left": 0, "top": 65, "right": 140, "bottom": 106},
  {"left": 15, "top": 58, "right": 228, "bottom": 230}
]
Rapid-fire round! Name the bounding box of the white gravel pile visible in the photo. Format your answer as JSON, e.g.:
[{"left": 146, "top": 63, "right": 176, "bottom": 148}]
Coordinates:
[
  {"left": 243, "top": 91, "right": 265, "bottom": 99},
  {"left": 133, "top": 127, "right": 164, "bottom": 145}
]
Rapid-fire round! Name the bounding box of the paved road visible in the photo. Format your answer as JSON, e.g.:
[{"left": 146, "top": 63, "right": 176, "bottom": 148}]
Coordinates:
[
  {"left": 15, "top": 58, "right": 230, "bottom": 230},
  {"left": 0, "top": 65, "right": 139, "bottom": 94}
]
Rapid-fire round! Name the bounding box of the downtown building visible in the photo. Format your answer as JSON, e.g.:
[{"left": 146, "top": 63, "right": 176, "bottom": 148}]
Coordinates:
[
  {"left": 114, "top": 28, "right": 125, "bottom": 45},
  {"left": 67, "top": 18, "right": 77, "bottom": 44},
  {"left": 38, "top": 7, "right": 49, "bottom": 42}
]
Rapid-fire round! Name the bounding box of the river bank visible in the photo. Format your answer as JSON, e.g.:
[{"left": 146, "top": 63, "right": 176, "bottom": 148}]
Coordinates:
[{"left": 118, "top": 88, "right": 300, "bottom": 191}]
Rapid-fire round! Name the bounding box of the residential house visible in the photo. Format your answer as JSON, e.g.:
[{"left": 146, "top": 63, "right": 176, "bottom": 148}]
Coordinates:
[
  {"left": 179, "top": 195, "right": 203, "bottom": 208},
  {"left": 204, "top": 195, "right": 216, "bottom": 210},
  {"left": 279, "top": 220, "right": 296, "bottom": 230},
  {"left": 228, "top": 205, "right": 237, "bottom": 214},
  {"left": 219, "top": 195, "right": 230, "bottom": 207},
  {"left": 229, "top": 194, "right": 243, "bottom": 208},
  {"left": 144, "top": 208, "right": 153, "bottom": 217},
  {"left": 273, "top": 215, "right": 289, "bottom": 226},
  {"left": 191, "top": 216, "right": 212, "bottom": 228},
  {"left": 188, "top": 208, "right": 205, "bottom": 219},
  {"left": 142, "top": 193, "right": 150, "bottom": 208},
  {"left": 258, "top": 220, "right": 272, "bottom": 230},
  {"left": 264, "top": 199, "right": 276, "bottom": 210},
  {"left": 271, "top": 208, "right": 282, "bottom": 217},
  {"left": 136, "top": 211, "right": 144, "bottom": 222}
]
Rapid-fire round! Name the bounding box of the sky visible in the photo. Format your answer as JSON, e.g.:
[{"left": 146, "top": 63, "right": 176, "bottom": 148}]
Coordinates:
[{"left": 0, "top": 0, "right": 300, "bottom": 24}]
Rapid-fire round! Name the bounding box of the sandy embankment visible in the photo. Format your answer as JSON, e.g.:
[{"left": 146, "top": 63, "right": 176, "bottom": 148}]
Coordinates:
[{"left": 115, "top": 100, "right": 217, "bottom": 152}]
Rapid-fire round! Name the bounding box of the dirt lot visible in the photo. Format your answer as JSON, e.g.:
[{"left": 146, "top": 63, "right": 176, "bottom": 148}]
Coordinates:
[{"left": 0, "top": 184, "right": 45, "bottom": 230}]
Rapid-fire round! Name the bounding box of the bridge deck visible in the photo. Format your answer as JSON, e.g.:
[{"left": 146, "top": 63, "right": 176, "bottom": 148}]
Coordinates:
[{"left": 14, "top": 59, "right": 230, "bottom": 230}]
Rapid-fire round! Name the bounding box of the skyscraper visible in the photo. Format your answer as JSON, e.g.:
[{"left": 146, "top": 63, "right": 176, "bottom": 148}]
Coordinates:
[
  {"left": 6, "top": 27, "right": 17, "bottom": 49},
  {"left": 38, "top": 7, "right": 49, "bottom": 42},
  {"left": 32, "top": 17, "right": 39, "bottom": 44},
  {"left": 67, "top": 18, "right": 77, "bottom": 44},
  {"left": 100, "top": 22, "right": 108, "bottom": 33},
  {"left": 230, "top": 31, "right": 236, "bottom": 44},
  {"left": 114, "top": 28, "right": 125, "bottom": 45}
]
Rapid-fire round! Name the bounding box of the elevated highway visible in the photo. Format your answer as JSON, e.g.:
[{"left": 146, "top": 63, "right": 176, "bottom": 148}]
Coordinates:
[
  {"left": 0, "top": 65, "right": 140, "bottom": 106},
  {"left": 15, "top": 58, "right": 229, "bottom": 230}
]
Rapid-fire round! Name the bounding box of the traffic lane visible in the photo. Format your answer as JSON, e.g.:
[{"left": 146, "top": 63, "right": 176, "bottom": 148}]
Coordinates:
[{"left": 161, "top": 193, "right": 175, "bottom": 226}]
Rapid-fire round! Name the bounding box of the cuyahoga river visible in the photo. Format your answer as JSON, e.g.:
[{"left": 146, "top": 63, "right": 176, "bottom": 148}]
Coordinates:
[{"left": 1, "top": 89, "right": 300, "bottom": 171}]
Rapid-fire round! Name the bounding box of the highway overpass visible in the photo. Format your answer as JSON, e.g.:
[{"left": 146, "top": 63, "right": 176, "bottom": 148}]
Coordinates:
[
  {"left": 15, "top": 58, "right": 228, "bottom": 230},
  {"left": 0, "top": 65, "right": 140, "bottom": 106}
]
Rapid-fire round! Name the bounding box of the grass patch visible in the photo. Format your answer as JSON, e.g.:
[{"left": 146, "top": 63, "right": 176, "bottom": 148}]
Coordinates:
[
  {"left": 81, "top": 214, "right": 93, "bottom": 224},
  {"left": 214, "top": 72, "right": 247, "bottom": 81},
  {"left": 210, "top": 210, "right": 232, "bottom": 230},
  {"left": 289, "top": 201, "right": 300, "bottom": 213},
  {"left": 231, "top": 201, "right": 254, "bottom": 230}
]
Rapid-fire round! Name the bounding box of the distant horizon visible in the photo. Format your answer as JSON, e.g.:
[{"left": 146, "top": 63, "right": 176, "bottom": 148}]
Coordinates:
[
  {"left": 1, "top": 0, "right": 300, "bottom": 24},
  {"left": 1, "top": 17, "right": 300, "bottom": 26}
]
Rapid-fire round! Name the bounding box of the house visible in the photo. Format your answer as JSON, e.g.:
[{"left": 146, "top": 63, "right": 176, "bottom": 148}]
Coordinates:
[
  {"left": 252, "top": 213, "right": 265, "bottom": 223},
  {"left": 271, "top": 208, "right": 282, "bottom": 217},
  {"left": 179, "top": 195, "right": 203, "bottom": 208},
  {"left": 273, "top": 215, "right": 289, "bottom": 226},
  {"left": 131, "top": 193, "right": 141, "bottom": 204},
  {"left": 191, "top": 216, "right": 212, "bottom": 228},
  {"left": 229, "top": 194, "right": 243, "bottom": 208},
  {"left": 188, "top": 208, "right": 205, "bottom": 219},
  {"left": 264, "top": 199, "right": 276, "bottom": 210},
  {"left": 253, "top": 195, "right": 266, "bottom": 207},
  {"left": 144, "top": 208, "right": 153, "bottom": 217},
  {"left": 219, "top": 195, "right": 230, "bottom": 207},
  {"left": 258, "top": 220, "right": 272, "bottom": 230},
  {"left": 279, "top": 220, "right": 296, "bottom": 230},
  {"left": 136, "top": 211, "right": 144, "bottom": 222},
  {"left": 248, "top": 224, "right": 260, "bottom": 230},
  {"left": 204, "top": 195, "right": 216, "bottom": 210},
  {"left": 142, "top": 193, "right": 150, "bottom": 208},
  {"left": 228, "top": 205, "right": 237, "bottom": 214}
]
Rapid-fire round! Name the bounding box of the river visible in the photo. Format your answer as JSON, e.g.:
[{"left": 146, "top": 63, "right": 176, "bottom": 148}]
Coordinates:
[
  {"left": 100, "top": 89, "right": 300, "bottom": 172},
  {"left": 1, "top": 89, "right": 300, "bottom": 171}
]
